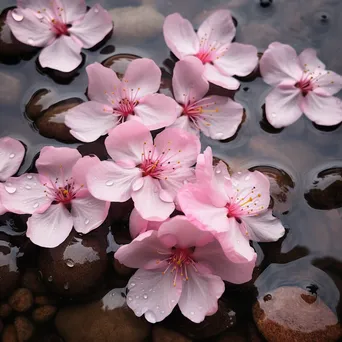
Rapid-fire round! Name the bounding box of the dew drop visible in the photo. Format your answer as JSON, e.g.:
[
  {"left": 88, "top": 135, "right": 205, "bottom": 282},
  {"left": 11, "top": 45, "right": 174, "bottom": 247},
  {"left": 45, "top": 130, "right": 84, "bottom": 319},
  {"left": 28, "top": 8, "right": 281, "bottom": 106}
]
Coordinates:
[
  {"left": 5, "top": 186, "right": 17, "bottom": 194},
  {"left": 84, "top": 219, "right": 90, "bottom": 225},
  {"left": 215, "top": 133, "right": 224, "bottom": 139},
  {"left": 25, "top": 185, "right": 32, "bottom": 190},
  {"left": 190, "top": 311, "right": 195, "bottom": 315},
  {"left": 135, "top": 295, "right": 139, "bottom": 299},
  {"left": 106, "top": 180, "right": 114, "bottom": 186},
  {"left": 156, "top": 305, "right": 160, "bottom": 309},
  {"left": 145, "top": 311, "right": 157, "bottom": 323},
  {"left": 271, "top": 112, "right": 276, "bottom": 118},
  {"left": 64, "top": 282, "right": 69, "bottom": 290},
  {"left": 128, "top": 296, "right": 133, "bottom": 301},
  {"left": 94, "top": 7, "right": 99, "bottom": 13},
  {"left": 143, "top": 294, "right": 148, "bottom": 299},
  {"left": 11, "top": 9, "right": 24, "bottom": 22},
  {"left": 215, "top": 169, "right": 222, "bottom": 174},
  {"left": 33, "top": 202, "right": 39, "bottom": 209},
  {"left": 171, "top": 300, "right": 175, "bottom": 303},
  {"left": 27, "top": 38, "right": 34, "bottom": 45},
  {"left": 9, "top": 153, "right": 15, "bottom": 159},
  {"left": 47, "top": 275, "right": 53, "bottom": 282},
  {"left": 245, "top": 175, "right": 250, "bottom": 181},
  {"left": 130, "top": 282, "right": 136, "bottom": 288},
  {"left": 161, "top": 310, "right": 165, "bottom": 314},
  {"left": 66, "top": 259, "right": 74, "bottom": 268},
  {"left": 27, "top": 175, "right": 33, "bottom": 180}
]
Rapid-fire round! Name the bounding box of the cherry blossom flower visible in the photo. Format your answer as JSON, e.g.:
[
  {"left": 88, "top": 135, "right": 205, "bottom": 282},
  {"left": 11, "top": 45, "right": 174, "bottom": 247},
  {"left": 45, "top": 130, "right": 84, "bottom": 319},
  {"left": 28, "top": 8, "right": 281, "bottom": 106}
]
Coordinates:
[
  {"left": 86, "top": 120, "right": 200, "bottom": 221},
  {"left": 0, "top": 146, "right": 110, "bottom": 248},
  {"left": 177, "top": 147, "right": 285, "bottom": 262},
  {"left": 169, "top": 56, "right": 244, "bottom": 139},
  {"left": 115, "top": 215, "right": 256, "bottom": 323},
  {"left": 0, "top": 137, "right": 25, "bottom": 215},
  {"left": 65, "top": 61, "right": 180, "bottom": 142},
  {"left": 163, "top": 10, "right": 258, "bottom": 90},
  {"left": 260, "top": 42, "right": 342, "bottom": 128},
  {"left": 7, "top": 0, "right": 113, "bottom": 72}
]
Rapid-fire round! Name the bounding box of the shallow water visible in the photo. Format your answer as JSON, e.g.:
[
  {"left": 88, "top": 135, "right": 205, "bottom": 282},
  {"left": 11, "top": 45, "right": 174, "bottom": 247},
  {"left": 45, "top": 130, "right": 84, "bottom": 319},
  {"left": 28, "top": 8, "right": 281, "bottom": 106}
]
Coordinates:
[{"left": 1, "top": 0, "right": 342, "bottom": 341}]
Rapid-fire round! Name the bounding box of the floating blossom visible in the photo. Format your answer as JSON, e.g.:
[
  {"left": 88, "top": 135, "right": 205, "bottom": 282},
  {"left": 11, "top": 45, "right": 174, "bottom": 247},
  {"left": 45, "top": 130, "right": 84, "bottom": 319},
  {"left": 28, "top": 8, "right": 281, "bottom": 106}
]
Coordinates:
[
  {"left": 115, "top": 215, "right": 256, "bottom": 323},
  {"left": 7, "top": 0, "right": 113, "bottom": 72},
  {"left": 65, "top": 61, "right": 180, "bottom": 142},
  {"left": 86, "top": 120, "right": 200, "bottom": 221},
  {"left": 163, "top": 10, "right": 258, "bottom": 90},
  {"left": 169, "top": 56, "right": 243, "bottom": 139},
  {"left": 260, "top": 42, "right": 342, "bottom": 127},
  {"left": 0, "top": 147, "right": 110, "bottom": 247},
  {"left": 0, "top": 137, "right": 25, "bottom": 215},
  {"left": 177, "top": 147, "right": 285, "bottom": 262}
]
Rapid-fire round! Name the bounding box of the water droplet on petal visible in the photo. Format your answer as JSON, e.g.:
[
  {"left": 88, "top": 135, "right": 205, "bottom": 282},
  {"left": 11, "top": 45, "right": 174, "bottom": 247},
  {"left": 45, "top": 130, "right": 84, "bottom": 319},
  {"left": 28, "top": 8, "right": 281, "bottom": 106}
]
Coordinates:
[
  {"left": 161, "top": 310, "right": 165, "bottom": 314},
  {"left": 94, "top": 7, "right": 99, "bottom": 13},
  {"left": 145, "top": 311, "right": 157, "bottom": 323},
  {"left": 171, "top": 300, "right": 175, "bottom": 303},
  {"left": 47, "top": 275, "right": 53, "bottom": 282},
  {"left": 9, "top": 153, "right": 15, "bottom": 159},
  {"left": 27, "top": 175, "right": 33, "bottom": 180},
  {"left": 66, "top": 259, "right": 74, "bottom": 268},
  {"left": 5, "top": 186, "right": 17, "bottom": 194},
  {"left": 27, "top": 38, "right": 34, "bottom": 45},
  {"left": 156, "top": 305, "right": 160, "bottom": 309},
  {"left": 215, "top": 169, "right": 222, "bottom": 174},
  {"left": 135, "top": 295, "right": 139, "bottom": 299},
  {"left": 132, "top": 177, "right": 144, "bottom": 191},
  {"left": 245, "top": 175, "right": 250, "bottom": 181},
  {"left": 85, "top": 219, "right": 90, "bottom": 225},
  {"left": 11, "top": 9, "right": 24, "bottom": 22},
  {"left": 215, "top": 133, "right": 224, "bottom": 139},
  {"left": 106, "top": 180, "right": 114, "bottom": 186},
  {"left": 271, "top": 112, "right": 276, "bottom": 118},
  {"left": 130, "top": 282, "right": 136, "bottom": 288},
  {"left": 190, "top": 311, "right": 195, "bottom": 315},
  {"left": 143, "top": 294, "right": 148, "bottom": 299},
  {"left": 128, "top": 296, "right": 133, "bottom": 301},
  {"left": 25, "top": 185, "right": 32, "bottom": 190},
  {"left": 33, "top": 202, "right": 39, "bottom": 209}
]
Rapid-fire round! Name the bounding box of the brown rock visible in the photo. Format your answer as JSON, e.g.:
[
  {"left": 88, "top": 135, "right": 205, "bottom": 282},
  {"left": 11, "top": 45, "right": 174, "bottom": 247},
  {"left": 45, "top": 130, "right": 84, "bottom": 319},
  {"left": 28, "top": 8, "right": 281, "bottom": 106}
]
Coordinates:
[
  {"left": 21, "top": 269, "right": 47, "bottom": 295},
  {"left": 2, "top": 324, "right": 18, "bottom": 342},
  {"left": 55, "top": 288, "right": 151, "bottom": 342},
  {"left": 113, "top": 259, "right": 135, "bottom": 278},
  {"left": 14, "top": 316, "right": 34, "bottom": 342},
  {"left": 34, "top": 296, "right": 55, "bottom": 306},
  {"left": 102, "top": 54, "right": 140, "bottom": 79},
  {"left": 32, "top": 305, "right": 57, "bottom": 323},
  {"left": 0, "top": 303, "right": 12, "bottom": 318},
  {"left": 25, "top": 89, "right": 56, "bottom": 121},
  {"left": 253, "top": 286, "right": 342, "bottom": 342},
  {"left": 152, "top": 325, "right": 191, "bottom": 342},
  {"left": 9, "top": 289, "right": 33, "bottom": 313}
]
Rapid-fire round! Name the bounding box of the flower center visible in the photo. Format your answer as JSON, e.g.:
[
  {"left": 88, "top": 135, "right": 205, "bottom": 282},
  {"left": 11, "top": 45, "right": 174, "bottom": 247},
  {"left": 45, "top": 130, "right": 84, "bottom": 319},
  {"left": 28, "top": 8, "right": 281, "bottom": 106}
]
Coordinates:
[
  {"left": 195, "top": 35, "right": 222, "bottom": 64},
  {"left": 116, "top": 97, "right": 138, "bottom": 117},
  {"left": 295, "top": 79, "right": 313, "bottom": 96},
  {"left": 51, "top": 19, "right": 70, "bottom": 36}
]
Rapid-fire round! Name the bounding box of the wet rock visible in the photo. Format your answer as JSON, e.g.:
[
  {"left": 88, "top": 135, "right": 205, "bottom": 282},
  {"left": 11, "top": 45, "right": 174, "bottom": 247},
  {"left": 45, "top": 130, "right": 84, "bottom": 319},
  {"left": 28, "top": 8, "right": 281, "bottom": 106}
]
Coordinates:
[
  {"left": 14, "top": 316, "right": 34, "bottom": 342},
  {"left": 38, "top": 228, "right": 108, "bottom": 297},
  {"left": 34, "top": 296, "right": 55, "bottom": 306},
  {"left": 9, "top": 289, "right": 33, "bottom": 313},
  {"left": 113, "top": 259, "right": 135, "bottom": 278},
  {"left": 32, "top": 305, "right": 57, "bottom": 323},
  {"left": 0, "top": 72, "right": 21, "bottom": 106},
  {"left": 102, "top": 54, "right": 140, "bottom": 79},
  {"left": 109, "top": 6, "right": 164, "bottom": 42},
  {"left": 2, "top": 324, "right": 18, "bottom": 342},
  {"left": 0, "top": 303, "right": 12, "bottom": 318},
  {"left": 253, "top": 286, "right": 342, "bottom": 342},
  {"left": 55, "top": 288, "right": 151, "bottom": 342},
  {"left": 21, "top": 269, "right": 47, "bottom": 295},
  {"left": 25, "top": 89, "right": 57, "bottom": 122},
  {"left": 152, "top": 325, "right": 191, "bottom": 342}
]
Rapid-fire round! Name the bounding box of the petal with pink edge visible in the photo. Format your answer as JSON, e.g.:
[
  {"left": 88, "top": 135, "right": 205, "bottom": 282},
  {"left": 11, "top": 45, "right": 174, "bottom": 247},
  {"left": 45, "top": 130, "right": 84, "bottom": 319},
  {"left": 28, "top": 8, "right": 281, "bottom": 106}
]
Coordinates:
[
  {"left": 132, "top": 176, "right": 175, "bottom": 221},
  {"left": 260, "top": 42, "right": 303, "bottom": 86},
  {"left": 6, "top": 8, "right": 54, "bottom": 47},
  {"left": 0, "top": 137, "right": 25, "bottom": 182},
  {"left": 105, "top": 121, "right": 152, "bottom": 167},
  {"left": 56, "top": 0, "right": 87, "bottom": 22},
  {"left": 65, "top": 101, "right": 117, "bottom": 143},
  {"left": 214, "top": 43, "right": 258, "bottom": 77},
  {"left": 27, "top": 203, "right": 73, "bottom": 248},
  {"left": 163, "top": 13, "right": 200, "bottom": 60},
  {"left": 169, "top": 116, "right": 199, "bottom": 137},
  {"left": 198, "top": 10, "right": 236, "bottom": 46},
  {"left": 178, "top": 266, "right": 224, "bottom": 323},
  {"left": 71, "top": 155, "right": 101, "bottom": 186},
  {"left": 134, "top": 94, "right": 180, "bottom": 130},
  {"left": 86, "top": 160, "right": 141, "bottom": 202},
  {"left": 194, "top": 239, "right": 256, "bottom": 284},
  {"left": 69, "top": 5, "right": 112, "bottom": 49},
  {"left": 203, "top": 63, "right": 240, "bottom": 90},
  {"left": 122, "top": 58, "right": 161, "bottom": 99},
  {"left": 172, "top": 57, "right": 209, "bottom": 104},
  {"left": 0, "top": 174, "right": 51, "bottom": 214},
  {"left": 298, "top": 48, "right": 325, "bottom": 72},
  {"left": 126, "top": 268, "right": 182, "bottom": 323},
  {"left": 313, "top": 71, "right": 342, "bottom": 96},
  {"left": 265, "top": 84, "right": 303, "bottom": 128},
  {"left": 301, "top": 93, "right": 342, "bottom": 126},
  {"left": 241, "top": 210, "right": 285, "bottom": 242},
  {"left": 195, "top": 96, "right": 243, "bottom": 140},
  {"left": 39, "top": 36, "right": 82, "bottom": 72}
]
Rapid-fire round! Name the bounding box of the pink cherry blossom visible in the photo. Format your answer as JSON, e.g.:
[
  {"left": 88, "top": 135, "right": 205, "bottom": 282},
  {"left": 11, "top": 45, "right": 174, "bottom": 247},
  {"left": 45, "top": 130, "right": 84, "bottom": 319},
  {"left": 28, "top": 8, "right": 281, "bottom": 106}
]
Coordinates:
[
  {"left": 7, "top": 0, "right": 113, "bottom": 72},
  {"left": 115, "top": 215, "right": 256, "bottom": 323},
  {"left": 177, "top": 147, "right": 285, "bottom": 262},
  {"left": 0, "top": 146, "right": 110, "bottom": 248},
  {"left": 260, "top": 42, "right": 342, "bottom": 128},
  {"left": 169, "top": 56, "right": 244, "bottom": 139},
  {"left": 86, "top": 120, "right": 200, "bottom": 221},
  {"left": 163, "top": 10, "right": 258, "bottom": 90},
  {"left": 65, "top": 61, "right": 180, "bottom": 142}
]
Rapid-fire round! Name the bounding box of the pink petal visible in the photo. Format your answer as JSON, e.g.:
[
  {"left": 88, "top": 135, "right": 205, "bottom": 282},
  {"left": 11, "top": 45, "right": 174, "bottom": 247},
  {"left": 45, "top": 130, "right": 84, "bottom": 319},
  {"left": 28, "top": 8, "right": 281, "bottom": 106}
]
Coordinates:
[
  {"left": 18, "top": 0, "right": 56, "bottom": 10},
  {"left": 69, "top": 4, "right": 113, "bottom": 49},
  {"left": 71, "top": 155, "right": 101, "bottom": 186},
  {"left": 131, "top": 176, "right": 175, "bottom": 221},
  {"left": 241, "top": 210, "right": 285, "bottom": 242},
  {"left": 0, "top": 137, "right": 25, "bottom": 182},
  {"left": 39, "top": 35, "right": 82, "bottom": 72},
  {"left": 0, "top": 174, "right": 51, "bottom": 214},
  {"left": 6, "top": 8, "right": 54, "bottom": 47},
  {"left": 154, "top": 127, "right": 201, "bottom": 167},
  {"left": 301, "top": 92, "right": 342, "bottom": 126},
  {"left": 197, "top": 10, "right": 236, "bottom": 46},
  {"left": 134, "top": 94, "right": 180, "bottom": 130},
  {"left": 65, "top": 101, "right": 117, "bottom": 143},
  {"left": 203, "top": 63, "right": 240, "bottom": 90},
  {"left": 126, "top": 268, "right": 182, "bottom": 323},
  {"left": 56, "top": 0, "right": 87, "bottom": 22},
  {"left": 265, "top": 84, "right": 303, "bottom": 128},
  {"left": 178, "top": 267, "right": 224, "bottom": 323},
  {"left": 71, "top": 191, "right": 109, "bottom": 234},
  {"left": 115, "top": 230, "right": 170, "bottom": 269},
  {"left": 105, "top": 121, "right": 152, "bottom": 166},
  {"left": 86, "top": 62, "right": 122, "bottom": 105},
  {"left": 163, "top": 13, "right": 200, "bottom": 60},
  {"left": 172, "top": 57, "right": 209, "bottom": 104},
  {"left": 86, "top": 160, "right": 141, "bottom": 202},
  {"left": 298, "top": 48, "right": 325, "bottom": 71},
  {"left": 169, "top": 116, "right": 199, "bottom": 137},
  {"left": 260, "top": 42, "right": 303, "bottom": 86},
  {"left": 36, "top": 146, "right": 81, "bottom": 187},
  {"left": 313, "top": 71, "right": 342, "bottom": 96},
  {"left": 193, "top": 239, "right": 256, "bottom": 284},
  {"left": 122, "top": 58, "right": 161, "bottom": 98},
  {"left": 214, "top": 43, "right": 258, "bottom": 77},
  {"left": 27, "top": 203, "right": 73, "bottom": 248},
  {"left": 195, "top": 96, "right": 243, "bottom": 140}
]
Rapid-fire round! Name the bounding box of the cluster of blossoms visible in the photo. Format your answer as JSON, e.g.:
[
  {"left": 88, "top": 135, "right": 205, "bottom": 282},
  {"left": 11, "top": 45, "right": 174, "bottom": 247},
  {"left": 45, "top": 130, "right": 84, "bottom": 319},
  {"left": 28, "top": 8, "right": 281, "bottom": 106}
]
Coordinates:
[{"left": 2, "top": 0, "right": 342, "bottom": 324}]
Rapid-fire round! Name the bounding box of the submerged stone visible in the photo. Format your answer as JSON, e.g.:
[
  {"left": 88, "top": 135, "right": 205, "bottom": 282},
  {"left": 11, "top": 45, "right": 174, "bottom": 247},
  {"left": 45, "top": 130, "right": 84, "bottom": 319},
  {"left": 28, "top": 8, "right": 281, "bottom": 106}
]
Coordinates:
[
  {"left": 102, "top": 54, "right": 141, "bottom": 79},
  {"left": 0, "top": 72, "right": 21, "bottom": 106},
  {"left": 152, "top": 325, "right": 191, "bottom": 342},
  {"left": 9, "top": 288, "right": 33, "bottom": 313},
  {"left": 14, "top": 316, "right": 34, "bottom": 342}
]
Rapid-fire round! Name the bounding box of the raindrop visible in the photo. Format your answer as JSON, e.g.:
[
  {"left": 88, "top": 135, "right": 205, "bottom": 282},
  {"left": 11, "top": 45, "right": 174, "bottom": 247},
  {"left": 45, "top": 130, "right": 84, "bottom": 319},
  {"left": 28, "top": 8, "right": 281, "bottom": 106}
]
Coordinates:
[
  {"left": 9, "top": 153, "right": 15, "bottom": 159},
  {"left": 5, "top": 186, "right": 17, "bottom": 194},
  {"left": 106, "top": 180, "right": 114, "bottom": 186},
  {"left": 135, "top": 295, "right": 139, "bottom": 299},
  {"left": 271, "top": 112, "right": 276, "bottom": 117},
  {"left": 245, "top": 176, "right": 250, "bottom": 181},
  {"left": 64, "top": 282, "right": 69, "bottom": 290},
  {"left": 84, "top": 219, "right": 90, "bottom": 225},
  {"left": 156, "top": 305, "right": 160, "bottom": 309},
  {"left": 190, "top": 311, "right": 195, "bottom": 315},
  {"left": 66, "top": 259, "right": 74, "bottom": 268},
  {"left": 33, "top": 202, "right": 39, "bottom": 209},
  {"left": 128, "top": 296, "right": 133, "bottom": 301},
  {"left": 171, "top": 300, "right": 175, "bottom": 303},
  {"left": 145, "top": 311, "right": 157, "bottom": 323},
  {"left": 11, "top": 9, "right": 24, "bottom": 22},
  {"left": 94, "top": 7, "right": 99, "bottom": 13},
  {"left": 27, "top": 38, "right": 34, "bottom": 45},
  {"left": 143, "top": 294, "right": 148, "bottom": 299},
  {"left": 27, "top": 175, "right": 33, "bottom": 180},
  {"left": 130, "top": 282, "right": 136, "bottom": 287},
  {"left": 215, "top": 169, "right": 222, "bottom": 174},
  {"left": 47, "top": 275, "right": 53, "bottom": 282},
  {"left": 215, "top": 133, "right": 224, "bottom": 139},
  {"left": 25, "top": 185, "right": 32, "bottom": 190},
  {"left": 161, "top": 310, "right": 165, "bottom": 314}
]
